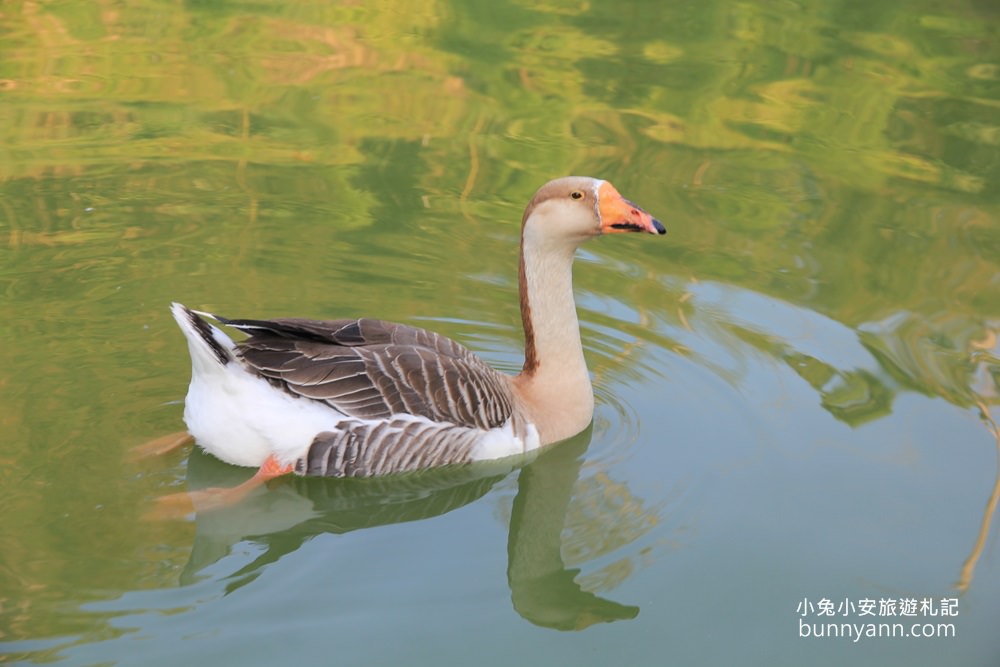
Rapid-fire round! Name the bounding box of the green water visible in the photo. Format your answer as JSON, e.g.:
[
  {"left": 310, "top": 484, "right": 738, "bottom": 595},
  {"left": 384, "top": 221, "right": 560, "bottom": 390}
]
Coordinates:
[{"left": 2, "top": 0, "right": 999, "bottom": 664}]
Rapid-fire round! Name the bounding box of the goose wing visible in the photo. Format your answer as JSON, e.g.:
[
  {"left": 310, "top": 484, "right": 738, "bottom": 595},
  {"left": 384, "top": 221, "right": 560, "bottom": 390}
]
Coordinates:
[
  {"left": 297, "top": 418, "right": 489, "bottom": 477},
  {"left": 218, "top": 315, "right": 515, "bottom": 431}
]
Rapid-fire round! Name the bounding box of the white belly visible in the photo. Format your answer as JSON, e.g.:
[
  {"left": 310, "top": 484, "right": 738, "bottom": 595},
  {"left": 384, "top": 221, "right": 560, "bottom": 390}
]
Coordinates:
[{"left": 183, "top": 363, "right": 344, "bottom": 468}]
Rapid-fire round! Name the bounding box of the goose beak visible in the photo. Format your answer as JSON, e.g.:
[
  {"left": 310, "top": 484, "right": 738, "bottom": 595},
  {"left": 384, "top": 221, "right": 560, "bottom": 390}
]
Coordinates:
[{"left": 598, "top": 181, "right": 666, "bottom": 235}]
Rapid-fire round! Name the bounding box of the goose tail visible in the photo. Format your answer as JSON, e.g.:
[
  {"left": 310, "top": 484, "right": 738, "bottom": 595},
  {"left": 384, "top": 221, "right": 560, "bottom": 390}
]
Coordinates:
[{"left": 170, "top": 302, "right": 237, "bottom": 375}]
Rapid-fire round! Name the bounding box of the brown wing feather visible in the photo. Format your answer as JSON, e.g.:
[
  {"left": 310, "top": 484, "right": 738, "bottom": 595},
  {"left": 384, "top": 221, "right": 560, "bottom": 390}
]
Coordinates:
[
  {"left": 220, "top": 316, "right": 515, "bottom": 430},
  {"left": 296, "top": 419, "right": 485, "bottom": 477}
]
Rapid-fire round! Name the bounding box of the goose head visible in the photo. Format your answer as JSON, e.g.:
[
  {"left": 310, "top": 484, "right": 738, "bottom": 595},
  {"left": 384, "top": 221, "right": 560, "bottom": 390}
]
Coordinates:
[
  {"left": 521, "top": 176, "right": 665, "bottom": 250},
  {"left": 514, "top": 176, "right": 664, "bottom": 423}
]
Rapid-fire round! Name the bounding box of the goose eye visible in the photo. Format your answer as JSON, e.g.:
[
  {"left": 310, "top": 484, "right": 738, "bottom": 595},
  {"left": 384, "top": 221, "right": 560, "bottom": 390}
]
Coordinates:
[{"left": 570, "top": 191, "right": 584, "bottom": 200}]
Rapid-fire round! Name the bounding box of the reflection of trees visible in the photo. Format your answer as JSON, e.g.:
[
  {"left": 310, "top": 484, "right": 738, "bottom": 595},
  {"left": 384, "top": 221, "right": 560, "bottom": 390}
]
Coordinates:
[
  {"left": 723, "top": 321, "right": 897, "bottom": 427},
  {"left": 956, "top": 401, "right": 1000, "bottom": 594},
  {"left": 679, "top": 282, "right": 999, "bottom": 426},
  {"left": 176, "top": 427, "right": 651, "bottom": 629},
  {"left": 678, "top": 279, "right": 1000, "bottom": 592},
  {"left": 859, "top": 313, "right": 999, "bottom": 411}
]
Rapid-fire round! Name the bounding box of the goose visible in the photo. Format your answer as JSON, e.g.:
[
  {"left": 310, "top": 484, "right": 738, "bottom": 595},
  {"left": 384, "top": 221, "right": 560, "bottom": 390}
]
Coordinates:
[{"left": 161, "top": 177, "right": 663, "bottom": 509}]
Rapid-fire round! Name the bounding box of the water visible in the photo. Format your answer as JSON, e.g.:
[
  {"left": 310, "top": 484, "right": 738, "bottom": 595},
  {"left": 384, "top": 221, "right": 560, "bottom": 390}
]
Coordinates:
[{"left": 2, "top": 0, "right": 999, "bottom": 664}]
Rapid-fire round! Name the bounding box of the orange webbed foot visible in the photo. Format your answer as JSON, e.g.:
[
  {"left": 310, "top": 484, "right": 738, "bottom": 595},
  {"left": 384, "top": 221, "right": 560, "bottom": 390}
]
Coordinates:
[
  {"left": 144, "top": 486, "right": 248, "bottom": 521},
  {"left": 130, "top": 431, "right": 194, "bottom": 462},
  {"left": 143, "top": 455, "right": 294, "bottom": 521}
]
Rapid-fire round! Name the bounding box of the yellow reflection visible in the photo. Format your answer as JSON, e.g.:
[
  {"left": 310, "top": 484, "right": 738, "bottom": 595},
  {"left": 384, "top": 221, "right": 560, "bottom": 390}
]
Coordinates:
[{"left": 956, "top": 400, "right": 1000, "bottom": 594}]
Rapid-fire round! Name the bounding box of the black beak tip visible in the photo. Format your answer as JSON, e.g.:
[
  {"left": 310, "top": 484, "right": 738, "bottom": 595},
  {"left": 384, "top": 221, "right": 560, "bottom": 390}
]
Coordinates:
[{"left": 652, "top": 218, "right": 666, "bottom": 235}]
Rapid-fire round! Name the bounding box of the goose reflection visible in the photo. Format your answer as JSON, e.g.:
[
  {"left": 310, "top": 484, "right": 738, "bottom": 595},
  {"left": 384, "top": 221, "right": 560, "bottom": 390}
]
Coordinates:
[{"left": 173, "top": 426, "right": 643, "bottom": 630}]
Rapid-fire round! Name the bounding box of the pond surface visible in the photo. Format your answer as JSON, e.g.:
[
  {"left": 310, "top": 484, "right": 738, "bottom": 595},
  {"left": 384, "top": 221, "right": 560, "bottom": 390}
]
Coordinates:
[{"left": 2, "top": 0, "right": 999, "bottom": 665}]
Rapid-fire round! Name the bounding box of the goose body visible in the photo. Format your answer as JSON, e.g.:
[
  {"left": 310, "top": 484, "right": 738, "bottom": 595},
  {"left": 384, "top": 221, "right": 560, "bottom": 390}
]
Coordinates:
[{"left": 173, "top": 176, "right": 663, "bottom": 479}]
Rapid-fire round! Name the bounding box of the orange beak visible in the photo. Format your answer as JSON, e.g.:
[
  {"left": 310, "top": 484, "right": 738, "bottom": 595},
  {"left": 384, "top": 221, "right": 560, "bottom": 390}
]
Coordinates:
[{"left": 598, "top": 181, "right": 665, "bottom": 235}]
